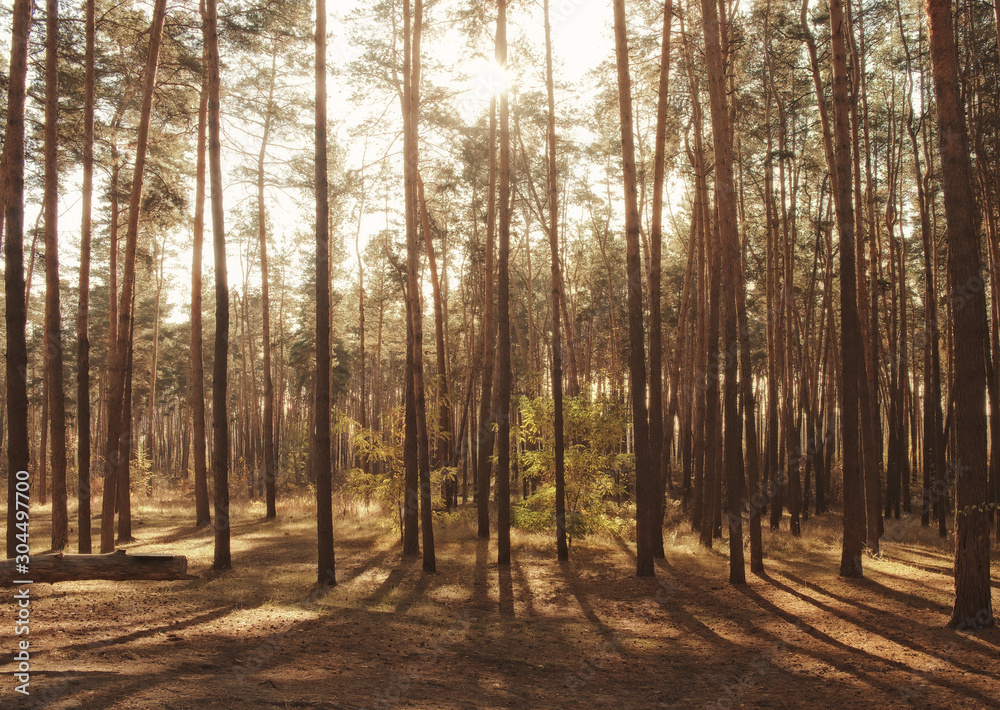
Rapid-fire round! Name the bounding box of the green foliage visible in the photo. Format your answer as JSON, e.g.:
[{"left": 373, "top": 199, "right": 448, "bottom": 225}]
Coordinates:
[
  {"left": 339, "top": 412, "right": 403, "bottom": 512},
  {"left": 131, "top": 448, "right": 153, "bottom": 498},
  {"left": 513, "top": 395, "right": 628, "bottom": 542}
]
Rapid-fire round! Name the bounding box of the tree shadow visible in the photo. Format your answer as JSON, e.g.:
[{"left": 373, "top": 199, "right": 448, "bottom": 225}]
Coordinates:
[
  {"left": 334, "top": 544, "right": 399, "bottom": 587},
  {"left": 393, "top": 568, "right": 433, "bottom": 615},
  {"left": 772, "top": 569, "right": 990, "bottom": 677},
  {"left": 144, "top": 524, "right": 214, "bottom": 547},
  {"left": 511, "top": 553, "right": 538, "bottom": 617},
  {"left": 734, "top": 580, "right": 937, "bottom": 698},
  {"left": 362, "top": 566, "right": 410, "bottom": 607},
  {"left": 472, "top": 537, "right": 490, "bottom": 610},
  {"left": 753, "top": 573, "right": 999, "bottom": 705},
  {"left": 60, "top": 607, "right": 234, "bottom": 654},
  {"left": 498, "top": 564, "right": 515, "bottom": 617}
]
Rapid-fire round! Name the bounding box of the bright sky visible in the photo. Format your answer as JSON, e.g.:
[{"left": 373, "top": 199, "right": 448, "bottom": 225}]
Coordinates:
[{"left": 2, "top": 0, "right": 621, "bottom": 322}]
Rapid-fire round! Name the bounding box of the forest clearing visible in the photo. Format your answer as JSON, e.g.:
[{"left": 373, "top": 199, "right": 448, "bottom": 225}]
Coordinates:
[{"left": 4, "top": 494, "right": 999, "bottom": 709}]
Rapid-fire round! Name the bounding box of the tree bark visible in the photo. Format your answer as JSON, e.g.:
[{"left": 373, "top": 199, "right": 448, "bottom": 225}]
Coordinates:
[
  {"left": 0, "top": 551, "right": 194, "bottom": 584},
  {"left": 404, "top": 0, "right": 436, "bottom": 573},
  {"left": 400, "top": 4, "right": 420, "bottom": 556},
  {"left": 77, "top": 0, "right": 96, "bottom": 554},
  {"left": 191, "top": 20, "right": 211, "bottom": 528},
  {"left": 612, "top": 0, "right": 654, "bottom": 577},
  {"left": 496, "top": 0, "right": 512, "bottom": 568},
  {"left": 477, "top": 90, "right": 499, "bottom": 540},
  {"left": 2, "top": 0, "right": 32, "bottom": 560},
  {"left": 44, "top": 0, "right": 69, "bottom": 552},
  {"left": 649, "top": 0, "right": 673, "bottom": 560},
  {"left": 258, "top": 61, "right": 278, "bottom": 519},
  {"left": 700, "top": 0, "right": 745, "bottom": 583},
  {"left": 417, "top": 176, "right": 454, "bottom": 501},
  {"left": 829, "top": 0, "right": 866, "bottom": 578},
  {"left": 100, "top": 0, "right": 168, "bottom": 553},
  {"left": 926, "top": 0, "right": 994, "bottom": 630},
  {"left": 543, "top": 0, "right": 568, "bottom": 562},
  {"left": 314, "top": 0, "right": 335, "bottom": 585},
  {"left": 205, "top": 0, "right": 231, "bottom": 571}
]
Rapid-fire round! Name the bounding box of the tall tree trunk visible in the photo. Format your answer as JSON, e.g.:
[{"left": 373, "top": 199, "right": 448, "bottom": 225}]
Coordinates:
[
  {"left": 417, "top": 176, "right": 453, "bottom": 500},
  {"left": 2, "top": 0, "right": 32, "bottom": 560},
  {"left": 665, "top": 207, "right": 696, "bottom": 502},
  {"left": 543, "top": 0, "right": 568, "bottom": 562},
  {"left": 495, "top": 0, "right": 512, "bottom": 568},
  {"left": 258, "top": 66, "right": 278, "bottom": 519},
  {"left": 147, "top": 239, "right": 165, "bottom": 474},
  {"left": 477, "top": 96, "right": 499, "bottom": 539},
  {"left": 649, "top": 0, "right": 672, "bottom": 559},
  {"left": 848, "top": 6, "right": 883, "bottom": 555},
  {"left": 401, "top": 8, "right": 420, "bottom": 555},
  {"left": 100, "top": 0, "right": 168, "bottom": 553},
  {"left": 44, "top": 0, "right": 69, "bottom": 551},
  {"left": 829, "top": 0, "right": 866, "bottom": 578},
  {"left": 117, "top": 304, "right": 135, "bottom": 543},
  {"left": 206, "top": 0, "right": 231, "bottom": 571},
  {"left": 926, "top": 0, "right": 994, "bottom": 630},
  {"left": 191, "top": 22, "right": 211, "bottom": 528},
  {"left": 77, "top": 0, "right": 95, "bottom": 554},
  {"left": 700, "top": 0, "right": 745, "bottom": 582},
  {"left": 402, "top": 312, "right": 419, "bottom": 554},
  {"left": 40, "top": 366, "right": 48, "bottom": 508},
  {"left": 612, "top": 0, "right": 654, "bottom": 577},
  {"left": 405, "top": 0, "right": 435, "bottom": 573},
  {"left": 315, "top": 0, "right": 335, "bottom": 585}
]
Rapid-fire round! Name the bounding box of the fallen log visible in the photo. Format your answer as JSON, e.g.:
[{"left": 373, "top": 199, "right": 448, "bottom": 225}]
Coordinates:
[{"left": 1, "top": 550, "right": 196, "bottom": 584}]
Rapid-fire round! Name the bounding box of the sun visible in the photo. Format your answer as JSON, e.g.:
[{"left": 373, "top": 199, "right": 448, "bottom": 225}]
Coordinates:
[{"left": 457, "top": 57, "right": 511, "bottom": 120}]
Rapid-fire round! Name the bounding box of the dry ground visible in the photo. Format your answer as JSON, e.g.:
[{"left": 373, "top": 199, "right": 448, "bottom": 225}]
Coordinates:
[{"left": 2, "top": 493, "right": 999, "bottom": 709}]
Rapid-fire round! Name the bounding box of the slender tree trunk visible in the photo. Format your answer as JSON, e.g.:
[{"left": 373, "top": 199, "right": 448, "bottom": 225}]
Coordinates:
[
  {"left": 40, "top": 367, "right": 48, "bottom": 507},
  {"left": 314, "top": 0, "right": 335, "bottom": 585},
  {"left": 665, "top": 209, "right": 696, "bottom": 501},
  {"left": 402, "top": 315, "right": 419, "bottom": 554},
  {"left": 848, "top": 6, "right": 882, "bottom": 555},
  {"left": 926, "top": 0, "right": 994, "bottom": 630},
  {"left": 477, "top": 95, "right": 498, "bottom": 539},
  {"left": 108, "top": 159, "right": 119, "bottom": 387},
  {"left": 613, "top": 0, "right": 654, "bottom": 577},
  {"left": 649, "top": 0, "right": 672, "bottom": 559},
  {"left": 2, "top": 0, "right": 32, "bottom": 560},
  {"left": 401, "top": 4, "right": 420, "bottom": 555},
  {"left": 258, "top": 66, "right": 278, "bottom": 519},
  {"left": 147, "top": 239, "right": 165, "bottom": 475},
  {"left": 404, "top": 0, "right": 435, "bottom": 573},
  {"left": 700, "top": 0, "right": 746, "bottom": 582},
  {"left": 116, "top": 304, "right": 135, "bottom": 543},
  {"left": 43, "top": 0, "right": 69, "bottom": 551},
  {"left": 191, "top": 22, "right": 211, "bottom": 528},
  {"left": 77, "top": 0, "right": 96, "bottom": 554},
  {"left": 417, "top": 176, "right": 454, "bottom": 497},
  {"left": 355, "top": 160, "right": 367, "bottom": 436},
  {"left": 205, "top": 0, "right": 231, "bottom": 571},
  {"left": 100, "top": 0, "right": 168, "bottom": 553},
  {"left": 829, "top": 0, "right": 865, "bottom": 578},
  {"left": 543, "top": 0, "right": 568, "bottom": 562},
  {"left": 495, "top": 0, "right": 512, "bottom": 568}
]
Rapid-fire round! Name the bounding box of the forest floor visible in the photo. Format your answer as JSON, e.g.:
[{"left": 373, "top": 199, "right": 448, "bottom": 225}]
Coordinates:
[{"left": 3, "top": 492, "right": 999, "bottom": 709}]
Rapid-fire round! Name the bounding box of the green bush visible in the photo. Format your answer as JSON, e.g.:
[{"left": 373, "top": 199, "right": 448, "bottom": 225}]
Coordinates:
[{"left": 512, "top": 394, "right": 629, "bottom": 542}]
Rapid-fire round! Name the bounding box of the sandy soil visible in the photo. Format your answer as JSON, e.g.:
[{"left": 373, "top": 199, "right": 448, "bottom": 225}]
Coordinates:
[{"left": 4, "top": 496, "right": 999, "bottom": 709}]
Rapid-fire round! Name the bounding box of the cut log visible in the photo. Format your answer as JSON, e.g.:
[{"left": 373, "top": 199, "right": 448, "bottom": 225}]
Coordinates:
[{"left": 1, "top": 550, "right": 196, "bottom": 584}]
